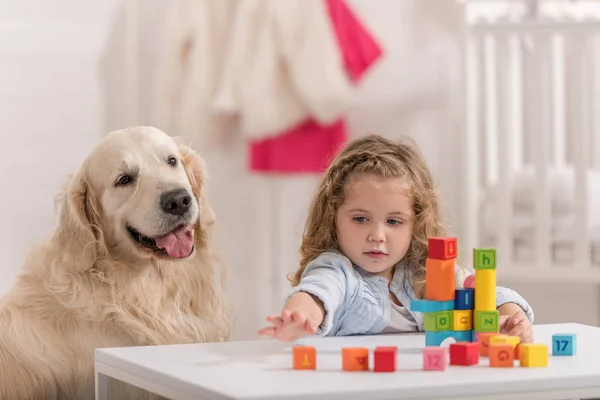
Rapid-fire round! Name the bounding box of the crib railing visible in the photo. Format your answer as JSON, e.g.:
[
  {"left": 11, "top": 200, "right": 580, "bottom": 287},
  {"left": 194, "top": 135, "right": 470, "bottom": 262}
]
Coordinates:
[{"left": 460, "top": 3, "right": 600, "bottom": 281}]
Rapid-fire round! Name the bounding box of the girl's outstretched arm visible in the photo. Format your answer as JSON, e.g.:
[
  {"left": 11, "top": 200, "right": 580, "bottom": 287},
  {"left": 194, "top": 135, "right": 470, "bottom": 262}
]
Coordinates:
[{"left": 258, "top": 292, "right": 325, "bottom": 342}]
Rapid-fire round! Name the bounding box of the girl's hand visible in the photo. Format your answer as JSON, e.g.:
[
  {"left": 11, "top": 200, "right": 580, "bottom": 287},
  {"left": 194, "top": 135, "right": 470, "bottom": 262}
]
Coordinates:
[
  {"left": 499, "top": 308, "right": 534, "bottom": 343},
  {"left": 258, "top": 310, "right": 318, "bottom": 342}
]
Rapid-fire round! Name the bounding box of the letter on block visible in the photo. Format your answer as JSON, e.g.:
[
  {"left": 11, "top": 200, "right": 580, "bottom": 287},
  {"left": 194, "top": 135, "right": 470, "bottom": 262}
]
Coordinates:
[
  {"left": 475, "top": 269, "right": 496, "bottom": 311},
  {"left": 428, "top": 237, "right": 458, "bottom": 260},
  {"left": 410, "top": 299, "right": 454, "bottom": 313},
  {"left": 519, "top": 344, "right": 548, "bottom": 367},
  {"left": 374, "top": 346, "right": 397, "bottom": 372},
  {"left": 342, "top": 347, "right": 369, "bottom": 371},
  {"left": 424, "top": 310, "right": 453, "bottom": 332},
  {"left": 426, "top": 258, "right": 455, "bottom": 301},
  {"left": 455, "top": 288, "right": 474, "bottom": 310},
  {"left": 489, "top": 343, "right": 515, "bottom": 367},
  {"left": 293, "top": 346, "right": 316, "bottom": 370},
  {"left": 477, "top": 332, "right": 503, "bottom": 357},
  {"left": 473, "top": 248, "right": 496, "bottom": 270},
  {"left": 449, "top": 342, "right": 479, "bottom": 366},
  {"left": 552, "top": 333, "right": 576, "bottom": 356},
  {"left": 453, "top": 310, "right": 472, "bottom": 331},
  {"left": 474, "top": 310, "right": 499, "bottom": 332},
  {"left": 423, "top": 347, "right": 447, "bottom": 371},
  {"left": 490, "top": 335, "right": 520, "bottom": 360}
]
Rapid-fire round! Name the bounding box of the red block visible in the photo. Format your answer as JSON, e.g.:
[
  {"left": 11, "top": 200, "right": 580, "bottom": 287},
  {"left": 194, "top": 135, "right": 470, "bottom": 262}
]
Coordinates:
[
  {"left": 428, "top": 237, "right": 458, "bottom": 260},
  {"left": 374, "top": 346, "right": 397, "bottom": 372},
  {"left": 463, "top": 274, "right": 476, "bottom": 289},
  {"left": 449, "top": 342, "right": 479, "bottom": 366}
]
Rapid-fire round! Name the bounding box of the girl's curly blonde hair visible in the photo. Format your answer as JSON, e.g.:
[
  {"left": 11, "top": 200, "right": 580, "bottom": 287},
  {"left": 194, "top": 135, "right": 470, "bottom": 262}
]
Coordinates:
[{"left": 288, "top": 134, "right": 446, "bottom": 299}]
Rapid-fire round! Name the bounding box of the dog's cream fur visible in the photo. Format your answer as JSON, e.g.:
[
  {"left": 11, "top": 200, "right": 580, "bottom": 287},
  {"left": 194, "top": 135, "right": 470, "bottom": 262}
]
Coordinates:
[{"left": 0, "top": 127, "right": 232, "bottom": 399}]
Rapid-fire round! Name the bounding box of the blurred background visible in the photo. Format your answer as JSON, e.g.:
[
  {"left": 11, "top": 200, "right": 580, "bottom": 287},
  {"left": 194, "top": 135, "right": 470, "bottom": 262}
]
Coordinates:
[{"left": 1, "top": 0, "right": 599, "bottom": 341}]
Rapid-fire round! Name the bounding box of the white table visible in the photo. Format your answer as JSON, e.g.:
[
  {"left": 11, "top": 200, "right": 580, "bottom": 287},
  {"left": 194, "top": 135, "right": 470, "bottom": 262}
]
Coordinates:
[{"left": 95, "top": 323, "right": 600, "bottom": 400}]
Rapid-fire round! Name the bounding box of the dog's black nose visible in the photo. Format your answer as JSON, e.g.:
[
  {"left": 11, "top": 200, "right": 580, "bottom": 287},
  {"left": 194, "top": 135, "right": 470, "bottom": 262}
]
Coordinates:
[{"left": 160, "top": 188, "right": 192, "bottom": 216}]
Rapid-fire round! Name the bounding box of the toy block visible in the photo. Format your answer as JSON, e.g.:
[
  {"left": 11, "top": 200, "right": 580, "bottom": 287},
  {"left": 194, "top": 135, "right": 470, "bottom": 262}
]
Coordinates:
[
  {"left": 463, "top": 274, "right": 476, "bottom": 289},
  {"left": 477, "top": 332, "right": 503, "bottom": 357},
  {"left": 428, "top": 237, "right": 458, "bottom": 260},
  {"left": 474, "top": 310, "right": 499, "bottom": 332},
  {"left": 424, "top": 310, "right": 453, "bottom": 331},
  {"left": 490, "top": 335, "right": 520, "bottom": 360},
  {"left": 489, "top": 343, "right": 515, "bottom": 367},
  {"left": 475, "top": 269, "right": 496, "bottom": 311},
  {"left": 519, "top": 344, "right": 548, "bottom": 367},
  {"left": 293, "top": 346, "right": 316, "bottom": 370},
  {"left": 452, "top": 310, "right": 472, "bottom": 331},
  {"left": 423, "top": 347, "right": 447, "bottom": 371},
  {"left": 473, "top": 248, "right": 496, "bottom": 270},
  {"left": 342, "top": 347, "right": 369, "bottom": 371},
  {"left": 374, "top": 346, "right": 397, "bottom": 372},
  {"left": 409, "top": 299, "right": 454, "bottom": 313},
  {"left": 552, "top": 333, "right": 577, "bottom": 356},
  {"left": 449, "top": 342, "right": 479, "bottom": 366},
  {"left": 425, "top": 329, "right": 472, "bottom": 346},
  {"left": 426, "top": 258, "right": 455, "bottom": 301},
  {"left": 455, "top": 288, "right": 474, "bottom": 310}
]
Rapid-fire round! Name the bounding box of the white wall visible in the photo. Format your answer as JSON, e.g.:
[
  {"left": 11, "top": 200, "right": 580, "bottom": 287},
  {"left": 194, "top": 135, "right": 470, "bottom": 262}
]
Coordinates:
[
  {"left": 0, "top": 0, "right": 597, "bottom": 344},
  {"left": 0, "top": 0, "right": 119, "bottom": 294}
]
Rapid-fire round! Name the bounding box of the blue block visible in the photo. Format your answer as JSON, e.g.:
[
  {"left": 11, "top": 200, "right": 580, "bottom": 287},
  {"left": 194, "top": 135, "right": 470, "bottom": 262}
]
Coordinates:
[
  {"left": 425, "top": 330, "right": 474, "bottom": 346},
  {"left": 454, "top": 288, "right": 474, "bottom": 310},
  {"left": 410, "top": 299, "right": 454, "bottom": 313},
  {"left": 453, "top": 329, "right": 473, "bottom": 343},
  {"left": 552, "top": 333, "right": 576, "bottom": 356}
]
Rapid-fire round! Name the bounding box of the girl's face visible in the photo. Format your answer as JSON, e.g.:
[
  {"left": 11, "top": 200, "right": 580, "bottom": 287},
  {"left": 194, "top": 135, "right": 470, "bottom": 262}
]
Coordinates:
[{"left": 336, "top": 173, "right": 414, "bottom": 281}]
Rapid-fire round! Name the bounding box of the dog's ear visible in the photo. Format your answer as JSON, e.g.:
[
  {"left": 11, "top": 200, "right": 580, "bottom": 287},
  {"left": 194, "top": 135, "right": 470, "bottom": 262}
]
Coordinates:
[
  {"left": 178, "top": 143, "right": 216, "bottom": 235},
  {"left": 55, "top": 166, "right": 101, "bottom": 273}
]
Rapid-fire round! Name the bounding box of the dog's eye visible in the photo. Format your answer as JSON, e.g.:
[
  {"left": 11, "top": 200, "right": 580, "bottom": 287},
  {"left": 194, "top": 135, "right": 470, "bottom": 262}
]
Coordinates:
[
  {"left": 116, "top": 175, "right": 133, "bottom": 186},
  {"left": 167, "top": 157, "right": 177, "bottom": 167}
]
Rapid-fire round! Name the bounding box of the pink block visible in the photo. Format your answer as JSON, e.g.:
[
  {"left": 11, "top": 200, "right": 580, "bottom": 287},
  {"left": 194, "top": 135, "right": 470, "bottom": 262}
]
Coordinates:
[
  {"left": 463, "top": 274, "right": 476, "bottom": 289},
  {"left": 423, "top": 347, "right": 447, "bottom": 371}
]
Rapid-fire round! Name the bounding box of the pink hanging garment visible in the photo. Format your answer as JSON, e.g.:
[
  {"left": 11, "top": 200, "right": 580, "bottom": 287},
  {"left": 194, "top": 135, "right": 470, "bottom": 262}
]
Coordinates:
[{"left": 249, "top": 0, "right": 383, "bottom": 173}]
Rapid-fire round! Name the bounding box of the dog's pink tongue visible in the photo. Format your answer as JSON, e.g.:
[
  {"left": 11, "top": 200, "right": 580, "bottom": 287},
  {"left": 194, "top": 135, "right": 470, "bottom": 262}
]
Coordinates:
[{"left": 155, "top": 226, "right": 194, "bottom": 258}]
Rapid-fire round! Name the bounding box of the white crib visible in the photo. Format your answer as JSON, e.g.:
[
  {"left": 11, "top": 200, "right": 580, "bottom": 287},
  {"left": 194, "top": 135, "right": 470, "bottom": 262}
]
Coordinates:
[{"left": 459, "top": 0, "right": 600, "bottom": 282}]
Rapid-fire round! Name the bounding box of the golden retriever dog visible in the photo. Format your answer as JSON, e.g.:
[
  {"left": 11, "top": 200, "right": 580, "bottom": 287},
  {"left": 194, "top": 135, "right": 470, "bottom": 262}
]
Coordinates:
[{"left": 0, "top": 126, "right": 232, "bottom": 399}]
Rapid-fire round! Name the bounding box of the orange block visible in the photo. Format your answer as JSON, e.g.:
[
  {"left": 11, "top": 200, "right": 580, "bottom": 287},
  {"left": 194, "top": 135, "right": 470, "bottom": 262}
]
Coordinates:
[
  {"left": 489, "top": 344, "right": 515, "bottom": 367},
  {"left": 342, "top": 347, "right": 369, "bottom": 371},
  {"left": 426, "top": 258, "right": 455, "bottom": 301},
  {"left": 293, "top": 346, "right": 316, "bottom": 370},
  {"left": 477, "top": 332, "right": 503, "bottom": 357},
  {"left": 490, "top": 335, "right": 521, "bottom": 360}
]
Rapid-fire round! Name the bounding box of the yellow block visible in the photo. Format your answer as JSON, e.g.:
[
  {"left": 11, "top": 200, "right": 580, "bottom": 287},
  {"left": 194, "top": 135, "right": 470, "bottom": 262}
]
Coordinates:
[
  {"left": 519, "top": 344, "right": 548, "bottom": 367},
  {"left": 490, "top": 335, "right": 520, "bottom": 347},
  {"left": 475, "top": 269, "right": 496, "bottom": 311},
  {"left": 452, "top": 310, "right": 472, "bottom": 331}
]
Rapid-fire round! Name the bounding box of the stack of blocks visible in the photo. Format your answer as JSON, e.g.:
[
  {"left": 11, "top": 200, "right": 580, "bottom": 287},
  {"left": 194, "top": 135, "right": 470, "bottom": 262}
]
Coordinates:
[
  {"left": 410, "top": 237, "right": 557, "bottom": 369},
  {"left": 290, "top": 237, "right": 577, "bottom": 372},
  {"left": 409, "top": 237, "right": 487, "bottom": 347}
]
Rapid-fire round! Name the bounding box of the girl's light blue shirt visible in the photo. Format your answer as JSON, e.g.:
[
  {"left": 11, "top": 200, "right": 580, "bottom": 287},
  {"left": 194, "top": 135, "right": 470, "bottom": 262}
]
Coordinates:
[{"left": 286, "top": 250, "right": 534, "bottom": 336}]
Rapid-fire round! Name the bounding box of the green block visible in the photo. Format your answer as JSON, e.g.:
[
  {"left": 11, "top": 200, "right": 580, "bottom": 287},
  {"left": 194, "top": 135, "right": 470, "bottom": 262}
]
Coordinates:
[
  {"left": 474, "top": 310, "right": 499, "bottom": 332},
  {"left": 473, "top": 248, "right": 496, "bottom": 270},
  {"left": 424, "top": 310, "right": 453, "bottom": 331}
]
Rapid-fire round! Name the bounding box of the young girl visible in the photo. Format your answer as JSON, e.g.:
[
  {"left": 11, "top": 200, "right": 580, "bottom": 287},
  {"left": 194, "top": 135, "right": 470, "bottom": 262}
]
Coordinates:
[{"left": 258, "top": 134, "right": 534, "bottom": 343}]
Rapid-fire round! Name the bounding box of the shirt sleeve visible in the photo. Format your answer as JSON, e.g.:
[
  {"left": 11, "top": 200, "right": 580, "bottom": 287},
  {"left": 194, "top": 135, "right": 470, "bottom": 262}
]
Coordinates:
[
  {"left": 285, "top": 252, "right": 359, "bottom": 335},
  {"left": 496, "top": 286, "right": 535, "bottom": 323}
]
